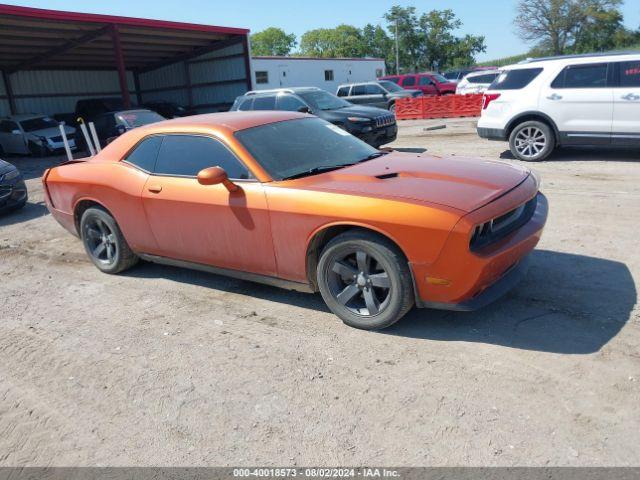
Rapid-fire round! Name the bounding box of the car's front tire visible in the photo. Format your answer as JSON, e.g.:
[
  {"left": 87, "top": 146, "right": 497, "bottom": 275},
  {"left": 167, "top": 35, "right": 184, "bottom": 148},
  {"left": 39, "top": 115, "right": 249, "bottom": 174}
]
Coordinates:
[
  {"left": 317, "top": 231, "right": 414, "bottom": 330},
  {"left": 509, "top": 120, "right": 555, "bottom": 161},
  {"left": 80, "top": 206, "right": 138, "bottom": 274}
]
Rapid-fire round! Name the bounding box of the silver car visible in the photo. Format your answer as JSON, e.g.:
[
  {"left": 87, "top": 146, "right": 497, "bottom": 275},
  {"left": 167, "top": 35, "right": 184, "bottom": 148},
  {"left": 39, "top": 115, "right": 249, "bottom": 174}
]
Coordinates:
[{"left": 0, "top": 114, "right": 76, "bottom": 156}]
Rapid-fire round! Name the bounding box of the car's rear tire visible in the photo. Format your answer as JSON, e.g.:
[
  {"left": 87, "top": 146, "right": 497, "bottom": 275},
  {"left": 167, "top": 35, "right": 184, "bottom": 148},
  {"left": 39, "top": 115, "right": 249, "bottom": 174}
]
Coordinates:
[
  {"left": 80, "top": 206, "right": 138, "bottom": 274},
  {"left": 317, "top": 230, "right": 414, "bottom": 330},
  {"left": 509, "top": 120, "right": 555, "bottom": 162}
]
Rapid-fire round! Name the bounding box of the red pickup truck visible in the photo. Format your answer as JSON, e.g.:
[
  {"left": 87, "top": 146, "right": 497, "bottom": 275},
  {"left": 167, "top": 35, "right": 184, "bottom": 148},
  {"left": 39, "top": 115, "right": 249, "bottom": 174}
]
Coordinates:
[{"left": 378, "top": 72, "right": 457, "bottom": 96}]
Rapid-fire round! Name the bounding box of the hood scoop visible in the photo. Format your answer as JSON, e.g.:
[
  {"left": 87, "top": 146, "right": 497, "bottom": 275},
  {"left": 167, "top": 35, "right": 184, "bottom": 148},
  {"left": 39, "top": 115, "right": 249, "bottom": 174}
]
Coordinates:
[{"left": 375, "top": 172, "right": 399, "bottom": 180}]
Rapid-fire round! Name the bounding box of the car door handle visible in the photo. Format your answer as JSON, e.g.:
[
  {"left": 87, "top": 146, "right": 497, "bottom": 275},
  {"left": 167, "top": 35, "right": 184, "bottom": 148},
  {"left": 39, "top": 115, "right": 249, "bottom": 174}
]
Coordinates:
[
  {"left": 546, "top": 93, "right": 563, "bottom": 100},
  {"left": 621, "top": 93, "right": 640, "bottom": 101},
  {"left": 147, "top": 185, "right": 162, "bottom": 193}
]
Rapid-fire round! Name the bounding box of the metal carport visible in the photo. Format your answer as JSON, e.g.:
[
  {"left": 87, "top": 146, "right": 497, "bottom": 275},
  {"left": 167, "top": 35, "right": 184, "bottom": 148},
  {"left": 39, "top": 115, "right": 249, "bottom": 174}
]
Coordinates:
[{"left": 0, "top": 4, "right": 252, "bottom": 116}]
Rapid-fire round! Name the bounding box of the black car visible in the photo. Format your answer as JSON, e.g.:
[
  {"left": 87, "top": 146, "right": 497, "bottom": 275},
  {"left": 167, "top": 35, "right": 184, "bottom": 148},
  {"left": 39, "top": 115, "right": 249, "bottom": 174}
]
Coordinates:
[
  {"left": 143, "top": 102, "right": 194, "bottom": 119},
  {"left": 0, "top": 159, "right": 27, "bottom": 213},
  {"left": 336, "top": 81, "right": 421, "bottom": 113},
  {"left": 87, "top": 109, "right": 165, "bottom": 147},
  {"left": 230, "top": 87, "right": 397, "bottom": 148}
]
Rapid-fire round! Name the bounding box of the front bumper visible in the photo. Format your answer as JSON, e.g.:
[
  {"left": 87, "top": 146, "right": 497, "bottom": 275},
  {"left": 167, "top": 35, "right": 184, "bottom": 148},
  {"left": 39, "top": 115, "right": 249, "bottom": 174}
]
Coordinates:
[
  {"left": 477, "top": 126, "right": 507, "bottom": 141},
  {"left": 411, "top": 185, "right": 548, "bottom": 310},
  {"left": 0, "top": 177, "right": 28, "bottom": 213},
  {"left": 352, "top": 124, "right": 398, "bottom": 147}
]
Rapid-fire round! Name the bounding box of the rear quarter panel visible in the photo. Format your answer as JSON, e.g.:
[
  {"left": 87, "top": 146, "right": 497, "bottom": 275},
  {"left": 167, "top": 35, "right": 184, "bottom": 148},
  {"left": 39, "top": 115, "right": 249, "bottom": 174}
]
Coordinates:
[{"left": 45, "top": 160, "right": 154, "bottom": 252}]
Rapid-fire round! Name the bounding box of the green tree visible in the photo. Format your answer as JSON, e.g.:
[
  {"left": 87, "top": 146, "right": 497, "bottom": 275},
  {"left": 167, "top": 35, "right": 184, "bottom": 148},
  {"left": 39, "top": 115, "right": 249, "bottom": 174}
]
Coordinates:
[
  {"left": 384, "top": 6, "right": 423, "bottom": 73},
  {"left": 361, "top": 24, "right": 393, "bottom": 70},
  {"left": 250, "top": 27, "right": 296, "bottom": 56},
  {"left": 514, "top": 0, "right": 635, "bottom": 55},
  {"left": 299, "top": 25, "right": 364, "bottom": 57}
]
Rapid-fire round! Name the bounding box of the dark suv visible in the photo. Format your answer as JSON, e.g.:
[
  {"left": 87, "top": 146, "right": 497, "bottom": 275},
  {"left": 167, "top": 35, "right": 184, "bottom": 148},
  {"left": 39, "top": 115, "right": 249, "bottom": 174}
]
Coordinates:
[
  {"left": 336, "top": 81, "right": 421, "bottom": 113},
  {"left": 230, "top": 87, "right": 397, "bottom": 148}
]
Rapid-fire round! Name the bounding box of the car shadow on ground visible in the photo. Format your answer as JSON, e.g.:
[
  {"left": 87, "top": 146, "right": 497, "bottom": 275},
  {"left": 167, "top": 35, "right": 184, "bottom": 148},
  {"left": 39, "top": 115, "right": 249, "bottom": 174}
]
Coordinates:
[
  {"left": 126, "top": 249, "right": 635, "bottom": 354},
  {"left": 500, "top": 147, "right": 640, "bottom": 162},
  {"left": 0, "top": 201, "right": 48, "bottom": 227}
]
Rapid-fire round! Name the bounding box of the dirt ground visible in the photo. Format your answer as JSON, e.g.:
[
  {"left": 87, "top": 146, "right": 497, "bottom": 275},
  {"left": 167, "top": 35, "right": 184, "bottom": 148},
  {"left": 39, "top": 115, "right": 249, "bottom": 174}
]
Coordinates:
[{"left": 0, "top": 118, "right": 638, "bottom": 467}]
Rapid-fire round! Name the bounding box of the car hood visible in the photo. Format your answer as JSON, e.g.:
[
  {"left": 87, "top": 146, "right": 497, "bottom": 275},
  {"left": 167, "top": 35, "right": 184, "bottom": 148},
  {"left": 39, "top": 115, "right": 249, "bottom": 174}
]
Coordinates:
[
  {"left": 288, "top": 152, "right": 531, "bottom": 213},
  {"left": 0, "top": 159, "right": 16, "bottom": 175},
  {"left": 25, "top": 125, "right": 75, "bottom": 138},
  {"left": 324, "top": 104, "right": 390, "bottom": 118},
  {"left": 389, "top": 90, "right": 420, "bottom": 98}
]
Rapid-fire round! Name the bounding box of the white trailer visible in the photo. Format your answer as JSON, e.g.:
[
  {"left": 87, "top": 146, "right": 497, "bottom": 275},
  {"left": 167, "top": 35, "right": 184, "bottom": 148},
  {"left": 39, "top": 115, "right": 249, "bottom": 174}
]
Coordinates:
[{"left": 250, "top": 56, "right": 386, "bottom": 93}]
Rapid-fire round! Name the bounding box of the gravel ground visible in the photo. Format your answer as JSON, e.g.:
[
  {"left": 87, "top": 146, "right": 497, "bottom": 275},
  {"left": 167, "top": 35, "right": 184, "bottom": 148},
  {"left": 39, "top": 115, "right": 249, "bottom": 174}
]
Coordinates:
[{"left": 0, "top": 118, "right": 638, "bottom": 466}]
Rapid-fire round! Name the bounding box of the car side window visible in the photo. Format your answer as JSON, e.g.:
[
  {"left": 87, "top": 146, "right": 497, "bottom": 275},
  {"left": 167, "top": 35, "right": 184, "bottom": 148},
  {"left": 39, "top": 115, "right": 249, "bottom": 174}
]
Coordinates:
[
  {"left": 418, "top": 76, "right": 433, "bottom": 86},
  {"left": 253, "top": 96, "right": 276, "bottom": 110},
  {"left": 618, "top": 61, "right": 640, "bottom": 87},
  {"left": 352, "top": 85, "right": 366, "bottom": 96},
  {"left": 336, "top": 86, "right": 350, "bottom": 97},
  {"left": 364, "top": 84, "right": 384, "bottom": 94},
  {"left": 237, "top": 97, "right": 254, "bottom": 111},
  {"left": 0, "top": 121, "right": 18, "bottom": 133},
  {"left": 552, "top": 63, "right": 608, "bottom": 89},
  {"left": 402, "top": 76, "right": 416, "bottom": 86},
  {"left": 154, "top": 135, "right": 251, "bottom": 180},
  {"left": 124, "top": 136, "right": 163, "bottom": 173},
  {"left": 277, "top": 95, "right": 307, "bottom": 111}
]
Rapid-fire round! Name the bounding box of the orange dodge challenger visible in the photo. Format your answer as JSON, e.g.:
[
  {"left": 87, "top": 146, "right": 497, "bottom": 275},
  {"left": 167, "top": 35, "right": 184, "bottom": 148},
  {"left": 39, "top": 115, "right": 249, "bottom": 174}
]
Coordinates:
[{"left": 43, "top": 111, "right": 547, "bottom": 330}]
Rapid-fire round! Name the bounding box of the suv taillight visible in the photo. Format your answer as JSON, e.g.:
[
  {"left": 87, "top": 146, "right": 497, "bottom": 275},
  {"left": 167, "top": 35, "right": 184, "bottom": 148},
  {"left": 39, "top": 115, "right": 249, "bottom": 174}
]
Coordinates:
[{"left": 482, "top": 93, "right": 501, "bottom": 110}]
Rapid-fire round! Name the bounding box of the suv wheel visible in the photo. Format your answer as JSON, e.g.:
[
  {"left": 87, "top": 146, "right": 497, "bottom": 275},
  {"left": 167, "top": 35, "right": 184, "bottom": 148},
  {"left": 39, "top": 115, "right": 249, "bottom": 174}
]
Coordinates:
[
  {"left": 509, "top": 120, "right": 555, "bottom": 162},
  {"left": 317, "top": 231, "right": 414, "bottom": 330},
  {"left": 389, "top": 103, "right": 396, "bottom": 114}
]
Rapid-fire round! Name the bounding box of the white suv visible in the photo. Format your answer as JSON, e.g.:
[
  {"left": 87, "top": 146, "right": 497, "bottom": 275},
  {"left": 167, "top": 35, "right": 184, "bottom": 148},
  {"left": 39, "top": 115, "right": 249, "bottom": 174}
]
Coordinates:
[{"left": 477, "top": 52, "right": 640, "bottom": 161}]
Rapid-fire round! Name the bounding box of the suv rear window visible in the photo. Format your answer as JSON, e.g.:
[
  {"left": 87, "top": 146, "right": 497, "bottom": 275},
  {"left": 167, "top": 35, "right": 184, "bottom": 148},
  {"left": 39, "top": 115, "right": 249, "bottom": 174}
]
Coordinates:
[
  {"left": 337, "top": 86, "right": 350, "bottom": 97},
  {"left": 489, "top": 68, "right": 543, "bottom": 90},
  {"left": 467, "top": 73, "right": 499, "bottom": 84},
  {"left": 253, "top": 96, "right": 276, "bottom": 110}
]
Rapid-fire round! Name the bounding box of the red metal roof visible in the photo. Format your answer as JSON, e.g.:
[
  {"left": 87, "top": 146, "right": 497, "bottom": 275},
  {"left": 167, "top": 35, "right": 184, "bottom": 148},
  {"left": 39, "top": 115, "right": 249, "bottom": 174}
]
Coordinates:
[{"left": 0, "top": 4, "right": 249, "bottom": 35}]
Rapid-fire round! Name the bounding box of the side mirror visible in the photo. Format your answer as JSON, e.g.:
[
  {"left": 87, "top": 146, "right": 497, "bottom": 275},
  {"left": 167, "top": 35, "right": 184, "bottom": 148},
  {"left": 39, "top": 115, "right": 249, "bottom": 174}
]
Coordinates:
[
  {"left": 197, "top": 166, "right": 238, "bottom": 192},
  {"left": 297, "top": 106, "right": 311, "bottom": 114},
  {"left": 11, "top": 129, "right": 21, "bottom": 135}
]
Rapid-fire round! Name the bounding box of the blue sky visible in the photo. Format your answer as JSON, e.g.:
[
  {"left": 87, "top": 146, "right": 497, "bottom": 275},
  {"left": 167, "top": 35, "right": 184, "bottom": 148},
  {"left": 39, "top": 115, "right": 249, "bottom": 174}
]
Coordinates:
[{"left": 4, "top": 0, "right": 640, "bottom": 61}]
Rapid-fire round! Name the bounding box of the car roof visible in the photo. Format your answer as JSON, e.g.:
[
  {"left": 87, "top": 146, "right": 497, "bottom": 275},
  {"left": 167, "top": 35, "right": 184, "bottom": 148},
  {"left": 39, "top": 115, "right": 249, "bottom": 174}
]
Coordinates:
[
  {"left": 337, "top": 81, "right": 382, "bottom": 88},
  {"left": 509, "top": 51, "right": 640, "bottom": 68},
  {"left": 244, "top": 87, "right": 322, "bottom": 96},
  {"left": 134, "top": 111, "right": 308, "bottom": 134},
  {"left": 464, "top": 69, "right": 500, "bottom": 78}
]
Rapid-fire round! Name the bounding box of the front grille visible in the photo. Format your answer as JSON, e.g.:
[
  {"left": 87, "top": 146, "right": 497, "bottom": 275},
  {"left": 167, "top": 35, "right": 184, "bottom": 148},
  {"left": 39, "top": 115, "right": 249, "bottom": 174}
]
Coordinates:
[
  {"left": 49, "top": 134, "right": 74, "bottom": 143},
  {"left": 374, "top": 114, "right": 396, "bottom": 129},
  {"left": 470, "top": 195, "right": 538, "bottom": 251}
]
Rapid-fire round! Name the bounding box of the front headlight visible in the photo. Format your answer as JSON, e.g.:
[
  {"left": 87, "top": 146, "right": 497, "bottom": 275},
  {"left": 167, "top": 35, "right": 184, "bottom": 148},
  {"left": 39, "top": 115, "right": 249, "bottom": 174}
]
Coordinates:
[
  {"left": 347, "top": 117, "right": 371, "bottom": 123},
  {"left": 2, "top": 169, "right": 20, "bottom": 181}
]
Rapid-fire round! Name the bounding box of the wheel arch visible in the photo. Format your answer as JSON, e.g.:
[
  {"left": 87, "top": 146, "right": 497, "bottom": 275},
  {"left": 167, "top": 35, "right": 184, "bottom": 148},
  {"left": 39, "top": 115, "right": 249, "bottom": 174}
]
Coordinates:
[
  {"left": 73, "top": 198, "right": 115, "bottom": 236},
  {"left": 305, "top": 222, "right": 409, "bottom": 291},
  {"left": 505, "top": 111, "right": 560, "bottom": 144}
]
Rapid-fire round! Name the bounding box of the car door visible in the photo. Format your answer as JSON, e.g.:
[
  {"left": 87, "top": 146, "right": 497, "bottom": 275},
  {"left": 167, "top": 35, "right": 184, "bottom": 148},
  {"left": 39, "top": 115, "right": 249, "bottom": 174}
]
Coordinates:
[
  {"left": 539, "top": 62, "right": 613, "bottom": 145},
  {"left": 400, "top": 75, "right": 418, "bottom": 92},
  {"left": 364, "top": 83, "right": 388, "bottom": 108},
  {"left": 0, "top": 120, "right": 27, "bottom": 154},
  {"left": 611, "top": 59, "right": 640, "bottom": 145},
  {"left": 347, "top": 84, "right": 367, "bottom": 105},
  {"left": 417, "top": 75, "right": 439, "bottom": 96},
  {"left": 140, "top": 134, "right": 277, "bottom": 276}
]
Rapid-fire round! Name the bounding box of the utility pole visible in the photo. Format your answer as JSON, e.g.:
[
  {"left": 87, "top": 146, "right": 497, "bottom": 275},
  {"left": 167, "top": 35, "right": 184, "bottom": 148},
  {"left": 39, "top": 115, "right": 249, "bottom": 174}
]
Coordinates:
[{"left": 395, "top": 18, "right": 400, "bottom": 75}]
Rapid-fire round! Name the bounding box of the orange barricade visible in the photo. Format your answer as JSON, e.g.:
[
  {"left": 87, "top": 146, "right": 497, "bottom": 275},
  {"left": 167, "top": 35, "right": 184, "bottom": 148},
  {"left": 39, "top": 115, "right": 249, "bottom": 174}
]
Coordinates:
[{"left": 395, "top": 94, "right": 483, "bottom": 120}]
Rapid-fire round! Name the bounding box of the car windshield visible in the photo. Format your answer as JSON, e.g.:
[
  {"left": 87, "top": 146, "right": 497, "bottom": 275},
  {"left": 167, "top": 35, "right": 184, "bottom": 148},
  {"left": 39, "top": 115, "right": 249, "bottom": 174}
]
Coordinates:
[
  {"left": 297, "top": 90, "right": 351, "bottom": 111},
  {"left": 378, "top": 81, "right": 404, "bottom": 92},
  {"left": 116, "top": 110, "right": 165, "bottom": 128},
  {"left": 20, "top": 116, "right": 58, "bottom": 132},
  {"left": 432, "top": 73, "right": 450, "bottom": 83},
  {"left": 235, "top": 117, "right": 380, "bottom": 180}
]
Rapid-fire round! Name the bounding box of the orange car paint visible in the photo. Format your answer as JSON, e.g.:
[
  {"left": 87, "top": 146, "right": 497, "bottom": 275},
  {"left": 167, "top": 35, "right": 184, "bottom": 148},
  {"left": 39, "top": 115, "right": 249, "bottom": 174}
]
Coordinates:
[{"left": 43, "top": 111, "right": 547, "bottom": 307}]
